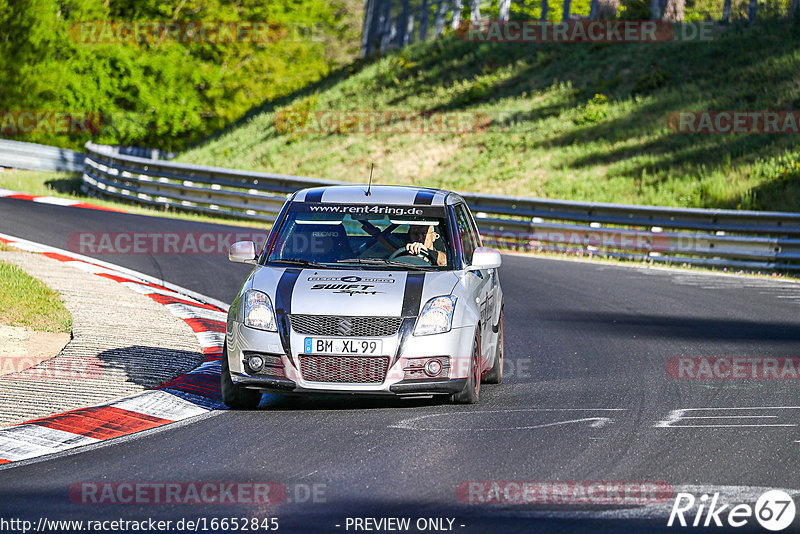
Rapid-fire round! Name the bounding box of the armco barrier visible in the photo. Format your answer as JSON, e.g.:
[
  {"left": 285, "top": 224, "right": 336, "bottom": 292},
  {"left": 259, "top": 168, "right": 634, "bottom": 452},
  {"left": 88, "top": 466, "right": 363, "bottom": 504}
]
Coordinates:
[
  {"left": 79, "top": 142, "right": 800, "bottom": 272},
  {"left": 0, "top": 139, "right": 86, "bottom": 173},
  {"left": 4, "top": 139, "right": 800, "bottom": 272}
]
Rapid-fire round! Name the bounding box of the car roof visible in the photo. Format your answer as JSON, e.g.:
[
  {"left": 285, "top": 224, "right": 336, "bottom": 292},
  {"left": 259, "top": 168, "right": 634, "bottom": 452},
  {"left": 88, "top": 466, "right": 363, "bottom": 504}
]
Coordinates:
[{"left": 292, "top": 185, "right": 463, "bottom": 206}]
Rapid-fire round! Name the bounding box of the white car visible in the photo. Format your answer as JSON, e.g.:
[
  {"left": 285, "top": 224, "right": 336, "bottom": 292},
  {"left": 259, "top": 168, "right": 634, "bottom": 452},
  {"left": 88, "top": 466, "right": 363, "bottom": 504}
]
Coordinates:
[{"left": 222, "top": 185, "right": 504, "bottom": 407}]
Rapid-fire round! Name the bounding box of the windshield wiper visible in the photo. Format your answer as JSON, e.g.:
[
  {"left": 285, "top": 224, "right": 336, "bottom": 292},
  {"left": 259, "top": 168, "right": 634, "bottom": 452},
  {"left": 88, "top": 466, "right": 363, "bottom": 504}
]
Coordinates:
[
  {"left": 270, "top": 258, "right": 329, "bottom": 269},
  {"left": 336, "top": 258, "right": 432, "bottom": 271}
]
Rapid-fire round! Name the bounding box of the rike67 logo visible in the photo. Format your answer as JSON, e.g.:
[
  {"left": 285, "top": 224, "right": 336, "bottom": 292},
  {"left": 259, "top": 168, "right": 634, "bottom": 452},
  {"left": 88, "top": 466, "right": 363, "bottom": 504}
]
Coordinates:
[{"left": 668, "top": 490, "right": 797, "bottom": 531}]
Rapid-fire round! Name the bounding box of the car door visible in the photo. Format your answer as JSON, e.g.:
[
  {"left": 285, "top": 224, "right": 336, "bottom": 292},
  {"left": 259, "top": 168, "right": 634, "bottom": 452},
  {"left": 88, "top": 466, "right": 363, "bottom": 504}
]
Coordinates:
[
  {"left": 465, "top": 203, "right": 499, "bottom": 358},
  {"left": 454, "top": 203, "right": 492, "bottom": 361}
]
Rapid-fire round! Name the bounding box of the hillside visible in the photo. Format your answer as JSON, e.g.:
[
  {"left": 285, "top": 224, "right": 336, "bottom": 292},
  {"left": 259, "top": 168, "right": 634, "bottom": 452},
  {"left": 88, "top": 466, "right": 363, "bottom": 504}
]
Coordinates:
[{"left": 178, "top": 21, "right": 800, "bottom": 211}]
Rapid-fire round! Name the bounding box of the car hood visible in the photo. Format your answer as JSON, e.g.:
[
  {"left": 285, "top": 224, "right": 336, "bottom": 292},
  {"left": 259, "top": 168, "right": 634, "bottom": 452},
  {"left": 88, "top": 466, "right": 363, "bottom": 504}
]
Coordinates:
[{"left": 251, "top": 267, "right": 460, "bottom": 317}]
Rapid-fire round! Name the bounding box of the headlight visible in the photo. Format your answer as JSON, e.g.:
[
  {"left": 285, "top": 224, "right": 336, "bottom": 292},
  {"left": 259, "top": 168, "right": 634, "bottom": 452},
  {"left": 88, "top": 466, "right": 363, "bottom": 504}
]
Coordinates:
[
  {"left": 243, "top": 290, "right": 277, "bottom": 331},
  {"left": 414, "top": 295, "right": 457, "bottom": 336}
]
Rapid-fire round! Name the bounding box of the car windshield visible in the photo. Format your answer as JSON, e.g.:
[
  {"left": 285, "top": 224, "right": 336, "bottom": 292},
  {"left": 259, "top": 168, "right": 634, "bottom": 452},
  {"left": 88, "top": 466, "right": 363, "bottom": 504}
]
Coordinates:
[{"left": 266, "top": 202, "right": 455, "bottom": 270}]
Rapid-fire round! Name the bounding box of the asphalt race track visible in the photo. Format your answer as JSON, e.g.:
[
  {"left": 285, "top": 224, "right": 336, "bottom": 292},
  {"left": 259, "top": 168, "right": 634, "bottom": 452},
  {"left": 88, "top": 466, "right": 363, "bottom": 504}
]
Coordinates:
[{"left": 2, "top": 196, "right": 800, "bottom": 533}]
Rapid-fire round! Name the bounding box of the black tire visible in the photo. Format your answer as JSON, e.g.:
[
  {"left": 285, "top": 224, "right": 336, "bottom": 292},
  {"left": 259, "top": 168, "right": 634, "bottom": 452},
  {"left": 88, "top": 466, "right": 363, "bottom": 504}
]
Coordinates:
[
  {"left": 221, "top": 341, "right": 262, "bottom": 409},
  {"left": 483, "top": 308, "right": 504, "bottom": 385},
  {"left": 451, "top": 330, "right": 481, "bottom": 404}
]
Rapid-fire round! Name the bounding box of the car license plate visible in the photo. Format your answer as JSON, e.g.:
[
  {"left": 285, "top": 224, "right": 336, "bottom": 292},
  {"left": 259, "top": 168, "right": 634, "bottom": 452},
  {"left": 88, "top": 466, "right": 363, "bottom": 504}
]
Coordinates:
[{"left": 304, "top": 338, "right": 382, "bottom": 355}]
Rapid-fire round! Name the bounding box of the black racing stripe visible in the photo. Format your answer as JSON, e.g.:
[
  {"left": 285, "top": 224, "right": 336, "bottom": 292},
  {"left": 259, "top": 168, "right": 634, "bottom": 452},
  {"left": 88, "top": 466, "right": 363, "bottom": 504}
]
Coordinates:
[
  {"left": 413, "top": 190, "right": 435, "bottom": 205},
  {"left": 392, "top": 317, "right": 418, "bottom": 367},
  {"left": 394, "top": 272, "right": 426, "bottom": 365},
  {"left": 275, "top": 268, "right": 302, "bottom": 362},
  {"left": 401, "top": 272, "right": 426, "bottom": 317},
  {"left": 305, "top": 189, "right": 324, "bottom": 203}
]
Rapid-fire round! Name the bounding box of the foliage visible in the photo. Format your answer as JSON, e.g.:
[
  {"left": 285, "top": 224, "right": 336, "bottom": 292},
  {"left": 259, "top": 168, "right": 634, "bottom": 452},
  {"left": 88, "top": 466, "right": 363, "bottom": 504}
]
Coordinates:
[{"left": 0, "top": 0, "right": 361, "bottom": 151}]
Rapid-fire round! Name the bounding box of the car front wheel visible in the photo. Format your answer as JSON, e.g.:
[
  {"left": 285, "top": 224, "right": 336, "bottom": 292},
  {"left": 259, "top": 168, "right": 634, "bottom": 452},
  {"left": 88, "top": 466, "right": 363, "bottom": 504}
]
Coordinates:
[
  {"left": 451, "top": 330, "right": 481, "bottom": 404},
  {"left": 221, "top": 341, "right": 262, "bottom": 409},
  {"left": 483, "top": 308, "right": 504, "bottom": 384}
]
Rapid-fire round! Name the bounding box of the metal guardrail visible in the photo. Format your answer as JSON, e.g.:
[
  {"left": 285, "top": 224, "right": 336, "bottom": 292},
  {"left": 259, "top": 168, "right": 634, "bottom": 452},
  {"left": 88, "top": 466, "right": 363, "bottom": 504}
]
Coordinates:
[
  {"left": 0, "top": 139, "right": 797, "bottom": 272},
  {"left": 0, "top": 139, "right": 86, "bottom": 173},
  {"left": 79, "top": 141, "right": 800, "bottom": 272}
]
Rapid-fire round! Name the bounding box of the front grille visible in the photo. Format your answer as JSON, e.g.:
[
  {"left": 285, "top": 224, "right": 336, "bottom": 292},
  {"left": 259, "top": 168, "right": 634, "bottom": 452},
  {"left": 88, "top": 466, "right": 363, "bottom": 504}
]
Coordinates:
[
  {"left": 299, "top": 356, "right": 389, "bottom": 383},
  {"left": 289, "top": 315, "right": 403, "bottom": 337}
]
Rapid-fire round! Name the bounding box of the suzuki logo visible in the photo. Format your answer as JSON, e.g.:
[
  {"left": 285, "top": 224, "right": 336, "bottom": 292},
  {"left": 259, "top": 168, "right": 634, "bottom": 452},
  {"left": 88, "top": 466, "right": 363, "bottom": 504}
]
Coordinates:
[{"left": 337, "top": 318, "right": 353, "bottom": 336}]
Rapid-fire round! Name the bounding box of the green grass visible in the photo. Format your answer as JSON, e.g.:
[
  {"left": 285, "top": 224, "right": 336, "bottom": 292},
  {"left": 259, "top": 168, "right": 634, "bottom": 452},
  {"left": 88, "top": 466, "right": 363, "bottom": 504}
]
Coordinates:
[
  {"left": 0, "top": 261, "right": 72, "bottom": 333},
  {"left": 178, "top": 21, "right": 800, "bottom": 212},
  {"left": 0, "top": 170, "right": 266, "bottom": 228}
]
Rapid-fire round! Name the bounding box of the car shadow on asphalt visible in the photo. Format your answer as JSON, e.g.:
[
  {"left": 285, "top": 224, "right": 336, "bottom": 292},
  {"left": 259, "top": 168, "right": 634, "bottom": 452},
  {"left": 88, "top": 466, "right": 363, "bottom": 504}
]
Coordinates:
[
  {"left": 95, "top": 346, "right": 205, "bottom": 390},
  {"left": 257, "top": 393, "right": 451, "bottom": 411}
]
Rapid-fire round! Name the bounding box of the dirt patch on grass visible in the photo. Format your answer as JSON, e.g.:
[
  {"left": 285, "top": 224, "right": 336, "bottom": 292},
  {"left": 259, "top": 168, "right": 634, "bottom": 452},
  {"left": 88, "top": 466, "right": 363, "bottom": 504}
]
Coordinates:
[{"left": 0, "top": 325, "right": 70, "bottom": 376}]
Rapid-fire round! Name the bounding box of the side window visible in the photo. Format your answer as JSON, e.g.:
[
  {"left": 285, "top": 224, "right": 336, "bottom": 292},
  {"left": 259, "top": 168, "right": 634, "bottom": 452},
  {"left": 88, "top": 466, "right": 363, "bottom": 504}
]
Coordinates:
[
  {"left": 466, "top": 206, "right": 482, "bottom": 248},
  {"left": 454, "top": 204, "right": 477, "bottom": 265}
]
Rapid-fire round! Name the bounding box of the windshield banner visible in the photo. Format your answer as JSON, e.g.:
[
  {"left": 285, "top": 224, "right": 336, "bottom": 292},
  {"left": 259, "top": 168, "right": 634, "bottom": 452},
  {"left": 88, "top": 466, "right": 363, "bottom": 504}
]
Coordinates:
[{"left": 292, "top": 203, "right": 445, "bottom": 218}]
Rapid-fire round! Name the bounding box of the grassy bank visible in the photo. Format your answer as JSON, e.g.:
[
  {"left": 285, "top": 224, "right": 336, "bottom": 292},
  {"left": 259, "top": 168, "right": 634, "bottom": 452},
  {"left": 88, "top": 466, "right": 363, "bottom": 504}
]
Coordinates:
[
  {"left": 178, "top": 21, "right": 800, "bottom": 212},
  {"left": 0, "top": 261, "right": 72, "bottom": 333}
]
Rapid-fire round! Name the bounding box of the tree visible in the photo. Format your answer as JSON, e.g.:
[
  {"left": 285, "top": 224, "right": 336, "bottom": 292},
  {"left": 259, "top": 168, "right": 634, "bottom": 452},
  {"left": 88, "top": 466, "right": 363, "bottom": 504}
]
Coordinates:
[{"left": 659, "top": 0, "right": 685, "bottom": 20}]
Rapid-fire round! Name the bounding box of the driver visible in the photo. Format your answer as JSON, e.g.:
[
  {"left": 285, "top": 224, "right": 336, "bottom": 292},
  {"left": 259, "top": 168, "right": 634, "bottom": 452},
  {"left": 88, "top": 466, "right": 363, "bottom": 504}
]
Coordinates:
[{"left": 406, "top": 225, "right": 447, "bottom": 266}]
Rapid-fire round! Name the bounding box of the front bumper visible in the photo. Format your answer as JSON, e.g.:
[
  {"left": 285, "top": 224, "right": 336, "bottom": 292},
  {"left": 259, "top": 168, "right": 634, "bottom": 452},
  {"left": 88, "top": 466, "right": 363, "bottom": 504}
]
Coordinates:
[{"left": 226, "top": 319, "right": 475, "bottom": 397}]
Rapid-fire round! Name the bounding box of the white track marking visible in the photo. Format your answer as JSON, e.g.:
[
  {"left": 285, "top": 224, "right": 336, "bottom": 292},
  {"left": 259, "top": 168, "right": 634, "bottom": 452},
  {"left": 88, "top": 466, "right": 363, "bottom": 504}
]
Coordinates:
[
  {"left": 32, "top": 196, "right": 79, "bottom": 206},
  {"left": 164, "top": 303, "right": 227, "bottom": 322},
  {"left": 656, "top": 407, "right": 800, "bottom": 428},
  {"left": 391, "top": 409, "right": 625, "bottom": 431},
  {"left": 0, "top": 425, "right": 99, "bottom": 461},
  {"left": 196, "top": 330, "right": 225, "bottom": 349},
  {"left": 110, "top": 390, "right": 209, "bottom": 421}
]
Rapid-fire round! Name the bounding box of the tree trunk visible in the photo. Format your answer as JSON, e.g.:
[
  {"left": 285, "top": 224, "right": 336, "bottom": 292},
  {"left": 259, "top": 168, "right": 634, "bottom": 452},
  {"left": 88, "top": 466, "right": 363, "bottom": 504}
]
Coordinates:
[
  {"left": 419, "top": 0, "right": 429, "bottom": 41},
  {"left": 434, "top": 0, "right": 448, "bottom": 35},
  {"left": 498, "top": 0, "right": 512, "bottom": 22},
  {"left": 659, "top": 0, "right": 684, "bottom": 21},
  {"left": 722, "top": 0, "right": 732, "bottom": 22},
  {"left": 470, "top": 0, "right": 482, "bottom": 21},
  {"left": 451, "top": 0, "right": 464, "bottom": 29},
  {"left": 541, "top": 0, "right": 549, "bottom": 20},
  {"left": 360, "top": 0, "right": 384, "bottom": 57},
  {"left": 650, "top": 0, "right": 660, "bottom": 19},
  {"left": 404, "top": 13, "right": 415, "bottom": 44},
  {"left": 748, "top": 0, "right": 758, "bottom": 21},
  {"left": 596, "top": 0, "right": 620, "bottom": 18},
  {"left": 379, "top": 0, "right": 393, "bottom": 52},
  {"left": 562, "top": 0, "right": 572, "bottom": 20}
]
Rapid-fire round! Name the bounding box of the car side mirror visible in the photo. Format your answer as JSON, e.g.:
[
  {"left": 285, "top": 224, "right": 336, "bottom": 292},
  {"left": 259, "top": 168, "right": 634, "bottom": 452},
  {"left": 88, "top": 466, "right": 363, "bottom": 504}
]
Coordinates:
[
  {"left": 229, "top": 241, "right": 257, "bottom": 264},
  {"left": 467, "top": 247, "right": 501, "bottom": 271}
]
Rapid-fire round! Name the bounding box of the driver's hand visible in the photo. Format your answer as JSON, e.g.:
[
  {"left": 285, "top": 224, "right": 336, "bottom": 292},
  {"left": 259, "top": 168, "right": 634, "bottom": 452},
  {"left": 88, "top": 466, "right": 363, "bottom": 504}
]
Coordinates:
[{"left": 406, "top": 242, "right": 427, "bottom": 255}]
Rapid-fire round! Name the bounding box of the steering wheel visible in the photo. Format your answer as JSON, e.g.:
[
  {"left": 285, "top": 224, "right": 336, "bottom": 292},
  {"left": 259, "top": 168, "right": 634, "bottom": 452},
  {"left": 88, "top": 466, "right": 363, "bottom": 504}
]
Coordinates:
[{"left": 389, "top": 246, "right": 438, "bottom": 265}]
